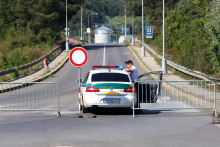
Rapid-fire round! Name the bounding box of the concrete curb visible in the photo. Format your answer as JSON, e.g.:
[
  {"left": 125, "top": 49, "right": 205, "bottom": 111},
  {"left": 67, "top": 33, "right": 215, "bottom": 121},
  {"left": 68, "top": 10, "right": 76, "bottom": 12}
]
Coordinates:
[{"left": 31, "top": 51, "right": 69, "bottom": 82}]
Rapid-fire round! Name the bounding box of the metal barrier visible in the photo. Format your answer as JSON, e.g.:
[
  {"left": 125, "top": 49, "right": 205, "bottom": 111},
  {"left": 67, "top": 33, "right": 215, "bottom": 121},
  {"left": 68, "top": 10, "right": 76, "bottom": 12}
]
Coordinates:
[
  {"left": 0, "top": 82, "right": 60, "bottom": 116},
  {"left": 133, "top": 80, "right": 218, "bottom": 118},
  {"left": 0, "top": 42, "right": 65, "bottom": 77}
]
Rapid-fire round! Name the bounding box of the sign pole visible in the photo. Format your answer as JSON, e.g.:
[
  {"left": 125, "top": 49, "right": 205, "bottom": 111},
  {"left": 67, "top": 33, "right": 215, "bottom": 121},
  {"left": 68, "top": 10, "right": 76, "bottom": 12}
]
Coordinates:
[{"left": 78, "top": 67, "right": 81, "bottom": 114}]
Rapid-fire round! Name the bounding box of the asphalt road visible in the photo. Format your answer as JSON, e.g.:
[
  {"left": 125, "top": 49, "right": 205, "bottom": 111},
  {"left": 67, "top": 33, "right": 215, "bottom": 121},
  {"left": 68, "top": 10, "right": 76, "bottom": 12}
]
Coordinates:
[{"left": 0, "top": 43, "right": 219, "bottom": 147}]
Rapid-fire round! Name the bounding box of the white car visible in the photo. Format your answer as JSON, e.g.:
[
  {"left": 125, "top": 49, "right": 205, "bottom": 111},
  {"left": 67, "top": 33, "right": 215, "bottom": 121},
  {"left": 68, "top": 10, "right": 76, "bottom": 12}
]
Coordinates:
[{"left": 80, "top": 66, "right": 137, "bottom": 113}]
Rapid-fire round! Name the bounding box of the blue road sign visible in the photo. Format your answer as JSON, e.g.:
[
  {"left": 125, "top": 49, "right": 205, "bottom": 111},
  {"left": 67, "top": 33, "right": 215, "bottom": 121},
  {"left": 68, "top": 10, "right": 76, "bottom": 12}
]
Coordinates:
[
  {"left": 146, "top": 26, "right": 153, "bottom": 38},
  {"left": 122, "top": 28, "right": 130, "bottom": 31}
]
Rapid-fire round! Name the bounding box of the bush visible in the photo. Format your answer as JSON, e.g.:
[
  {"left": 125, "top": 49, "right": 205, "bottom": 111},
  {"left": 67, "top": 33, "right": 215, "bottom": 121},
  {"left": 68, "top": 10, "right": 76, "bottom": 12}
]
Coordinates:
[{"left": 150, "top": 0, "right": 219, "bottom": 76}]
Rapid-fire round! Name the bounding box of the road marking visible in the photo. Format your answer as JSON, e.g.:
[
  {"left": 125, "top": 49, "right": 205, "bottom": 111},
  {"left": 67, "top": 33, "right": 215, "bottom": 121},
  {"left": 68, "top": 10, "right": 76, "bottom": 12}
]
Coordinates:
[
  {"left": 88, "top": 53, "right": 130, "bottom": 55},
  {"left": 103, "top": 44, "right": 105, "bottom": 65},
  {"left": 105, "top": 53, "right": 130, "bottom": 54}
]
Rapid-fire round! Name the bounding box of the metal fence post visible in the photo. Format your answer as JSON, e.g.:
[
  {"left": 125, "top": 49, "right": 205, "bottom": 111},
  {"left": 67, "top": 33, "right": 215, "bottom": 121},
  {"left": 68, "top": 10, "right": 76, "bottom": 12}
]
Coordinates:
[
  {"left": 57, "top": 84, "right": 61, "bottom": 117},
  {"left": 214, "top": 83, "right": 218, "bottom": 117},
  {"left": 133, "top": 82, "right": 135, "bottom": 118}
]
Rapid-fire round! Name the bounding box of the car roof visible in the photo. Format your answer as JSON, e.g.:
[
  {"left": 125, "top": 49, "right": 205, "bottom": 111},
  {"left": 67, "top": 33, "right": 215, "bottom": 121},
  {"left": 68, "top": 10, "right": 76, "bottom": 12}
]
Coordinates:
[{"left": 89, "top": 69, "right": 129, "bottom": 74}]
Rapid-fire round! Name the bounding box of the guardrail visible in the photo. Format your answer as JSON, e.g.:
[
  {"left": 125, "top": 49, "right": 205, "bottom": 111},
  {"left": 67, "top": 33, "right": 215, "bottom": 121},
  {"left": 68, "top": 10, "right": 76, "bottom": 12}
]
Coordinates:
[
  {"left": 138, "top": 41, "right": 220, "bottom": 82},
  {"left": 133, "top": 80, "right": 217, "bottom": 118},
  {"left": 0, "top": 82, "right": 60, "bottom": 117},
  {"left": 0, "top": 42, "right": 65, "bottom": 77}
]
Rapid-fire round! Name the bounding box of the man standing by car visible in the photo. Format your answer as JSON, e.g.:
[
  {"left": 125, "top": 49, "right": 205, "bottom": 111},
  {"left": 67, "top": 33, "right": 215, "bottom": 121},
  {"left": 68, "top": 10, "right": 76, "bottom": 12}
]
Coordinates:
[{"left": 123, "top": 60, "right": 138, "bottom": 83}]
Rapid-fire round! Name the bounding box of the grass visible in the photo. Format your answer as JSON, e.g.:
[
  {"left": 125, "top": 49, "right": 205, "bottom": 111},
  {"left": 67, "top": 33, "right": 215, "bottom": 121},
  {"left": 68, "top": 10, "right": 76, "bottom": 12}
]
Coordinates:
[
  {"left": 0, "top": 44, "right": 62, "bottom": 82},
  {"left": 0, "top": 61, "right": 44, "bottom": 82}
]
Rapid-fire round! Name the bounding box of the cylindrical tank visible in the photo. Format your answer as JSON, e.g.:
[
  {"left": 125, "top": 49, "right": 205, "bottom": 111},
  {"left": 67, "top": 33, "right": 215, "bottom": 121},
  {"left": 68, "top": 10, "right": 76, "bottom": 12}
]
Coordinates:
[{"left": 95, "top": 25, "right": 111, "bottom": 43}]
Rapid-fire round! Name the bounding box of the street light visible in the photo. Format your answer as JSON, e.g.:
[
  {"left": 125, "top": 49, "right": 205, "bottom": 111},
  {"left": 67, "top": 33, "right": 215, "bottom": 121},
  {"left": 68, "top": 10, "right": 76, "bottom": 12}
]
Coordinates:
[
  {"left": 88, "top": 13, "right": 98, "bottom": 28},
  {"left": 162, "top": 0, "right": 167, "bottom": 74},
  {"left": 80, "top": 3, "right": 83, "bottom": 41},
  {"left": 125, "top": 4, "right": 127, "bottom": 39},
  {"left": 88, "top": 13, "right": 98, "bottom": 43},
  {"left": 142, "top": 0, "right": 145, "bottom": 56},
  {"left": 132, "top": 0, "right": 135, "bottom": 45},
  {"left": 65, "top": 0, "right": 69, "bottom": 51}
]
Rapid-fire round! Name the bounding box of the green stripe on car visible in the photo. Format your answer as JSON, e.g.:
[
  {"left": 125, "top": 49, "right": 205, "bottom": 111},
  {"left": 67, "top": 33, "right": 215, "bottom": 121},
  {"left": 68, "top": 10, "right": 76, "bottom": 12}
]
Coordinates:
[{"left": 82, "top": 83, "right": 131, "bottom": 89}]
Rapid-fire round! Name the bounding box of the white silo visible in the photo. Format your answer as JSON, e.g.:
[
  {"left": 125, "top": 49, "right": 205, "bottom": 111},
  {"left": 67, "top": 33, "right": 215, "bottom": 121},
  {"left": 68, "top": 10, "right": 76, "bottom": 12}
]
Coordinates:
[{"left": 95, "top": 25, "right": 111, "bottom": 43}]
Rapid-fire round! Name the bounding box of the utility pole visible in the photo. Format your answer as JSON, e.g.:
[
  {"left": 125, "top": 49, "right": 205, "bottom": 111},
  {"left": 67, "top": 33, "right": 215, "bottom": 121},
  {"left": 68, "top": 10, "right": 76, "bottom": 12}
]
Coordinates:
[
  {"left": 142, "top": 0, "right": 145, "bottom": 56},
  {"left": 125, "top": 3, "right": 127, "bottom": 39},
  {"left": 162, "top": 0, "right": 167, "bottom": 74},
  {"left": 80, "top": 3, "right": 83, "bottom": 41},
  {"left": 65, "top": 0, "right": 69, "bottom": 51},
  {"left": 132, "top": 0, "right": 135, "bottom": 45}
]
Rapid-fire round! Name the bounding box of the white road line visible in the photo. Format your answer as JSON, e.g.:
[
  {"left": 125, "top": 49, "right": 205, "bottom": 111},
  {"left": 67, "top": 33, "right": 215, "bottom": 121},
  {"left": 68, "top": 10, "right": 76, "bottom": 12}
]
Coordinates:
[
  {"left": 105, "top": 53, "right": 130, "bottom": 54},
  {"left": 88, "top": 53, "right": 130, "bottom": 55},
  {"left": 103, "top": 44, "right": 105, "bottom": 66}
]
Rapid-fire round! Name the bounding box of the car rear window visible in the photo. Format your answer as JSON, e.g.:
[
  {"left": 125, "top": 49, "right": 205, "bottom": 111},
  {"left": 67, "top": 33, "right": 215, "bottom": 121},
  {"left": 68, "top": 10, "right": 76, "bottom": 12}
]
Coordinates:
[{"left": 91, "top": 73, "right": 130, "bottom": 82}]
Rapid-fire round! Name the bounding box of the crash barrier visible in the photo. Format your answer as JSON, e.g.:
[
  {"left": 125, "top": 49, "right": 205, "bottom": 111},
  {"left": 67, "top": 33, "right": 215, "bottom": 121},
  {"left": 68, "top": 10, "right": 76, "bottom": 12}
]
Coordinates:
[
  {"left": 0, "top": 42, "right": 65, "bottom": 77},
  {"left": 138, "top": 40, "right": 220, "bottom": 83},
  {"left": 0, "top": 82, "right": 60, "bottom": 116},
  {"left": 133, "top": 80, "right": 217, "bottom": 118}
]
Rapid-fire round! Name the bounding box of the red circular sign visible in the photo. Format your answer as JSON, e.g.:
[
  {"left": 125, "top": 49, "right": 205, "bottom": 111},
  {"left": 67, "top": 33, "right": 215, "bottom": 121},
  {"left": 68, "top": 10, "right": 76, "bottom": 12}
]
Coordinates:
[{"left": 69, "top": 47, "right": 88, "bottom": 67}]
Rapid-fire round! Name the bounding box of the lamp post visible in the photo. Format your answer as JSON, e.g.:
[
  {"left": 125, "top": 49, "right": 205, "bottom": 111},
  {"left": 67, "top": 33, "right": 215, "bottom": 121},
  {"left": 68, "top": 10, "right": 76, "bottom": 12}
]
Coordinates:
[
  {"left": 80, "top": 3, "right": 83, "bottom": 41},
  {"left": 142, "top": 0, "right": 145, "bottom": 56},
  {"left": 132, "top": 0, "right": 135, "bottom": 45},
  {"left": 162, "top": 0, "right": 167, "bottom": 74},
  {"left": 125, "top": 4, "right": 127, "bottom": 39},
  {"left": 88, "top": 13, "right": 98, "bottom": 43},
  {"left": 65, "top": 0, "right": 69, "bottom": 51}
]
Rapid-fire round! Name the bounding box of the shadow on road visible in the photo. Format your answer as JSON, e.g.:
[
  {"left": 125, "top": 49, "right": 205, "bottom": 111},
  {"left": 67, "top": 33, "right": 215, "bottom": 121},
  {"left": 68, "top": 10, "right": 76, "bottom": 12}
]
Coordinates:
[{"left": 89, "top": 108, "right": 163, "bottom": 116}]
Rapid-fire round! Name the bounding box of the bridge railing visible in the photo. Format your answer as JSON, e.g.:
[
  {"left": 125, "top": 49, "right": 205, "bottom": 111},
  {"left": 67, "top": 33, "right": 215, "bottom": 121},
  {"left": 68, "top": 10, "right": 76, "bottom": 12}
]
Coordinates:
[
  {"left": 138, "top": 41, "right": 219, "bottom": 83},
  {"left": 0, "top": 42, "right": 65, "bottom": 79}
]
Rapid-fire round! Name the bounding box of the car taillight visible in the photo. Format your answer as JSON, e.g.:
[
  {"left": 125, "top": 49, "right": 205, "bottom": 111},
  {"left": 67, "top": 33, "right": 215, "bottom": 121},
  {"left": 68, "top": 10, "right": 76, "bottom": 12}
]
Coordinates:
[
  {"left": 124, "top": 86, "right": 136, "bottom": 92},
  {"left": 86, "top": 86, "right": 100, "bottom": 92}
]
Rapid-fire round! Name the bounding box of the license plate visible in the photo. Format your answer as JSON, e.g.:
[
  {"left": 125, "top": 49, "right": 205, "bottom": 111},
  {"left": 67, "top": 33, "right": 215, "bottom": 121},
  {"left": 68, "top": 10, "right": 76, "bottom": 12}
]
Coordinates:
[
  {"left": 103, "top": 98, "right": 120, "bottom": 104},
  {"left": 103, "top": 92, "right": 119, "bottom": 95}
]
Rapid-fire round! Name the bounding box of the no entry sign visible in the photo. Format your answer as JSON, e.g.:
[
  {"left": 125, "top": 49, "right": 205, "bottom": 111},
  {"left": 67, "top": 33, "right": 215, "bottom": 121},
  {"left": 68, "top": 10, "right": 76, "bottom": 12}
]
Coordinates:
[
  {"left": 69, "top": 47, "right": 88, "bottom": 114},
  {"left": 69, "top": 47, "right": 88, "bottom": 67}
]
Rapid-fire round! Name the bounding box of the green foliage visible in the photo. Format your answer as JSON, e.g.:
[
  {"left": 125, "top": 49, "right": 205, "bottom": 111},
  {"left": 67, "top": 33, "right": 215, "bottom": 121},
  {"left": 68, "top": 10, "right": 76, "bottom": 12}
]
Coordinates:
[
  {"left": 165, "top": 0, "right": 219, "bottom": 75},
  {"left": 124, "top": 0, "right": 219, "bottom": 76},
  {"left": 68, "top": 0, "right": 123, "bottom": 39},
  {"left": 205, "top": 1, "right": 220, "bottom": 75},
  {"left": 125, "top": 0, "right": 179, "bottom": 38},
  {"left": 0, "top": 0, "right": 82, "bottom": 42},
  {"left": 0, "top": 0, "right": 82, "bottom": 71}
]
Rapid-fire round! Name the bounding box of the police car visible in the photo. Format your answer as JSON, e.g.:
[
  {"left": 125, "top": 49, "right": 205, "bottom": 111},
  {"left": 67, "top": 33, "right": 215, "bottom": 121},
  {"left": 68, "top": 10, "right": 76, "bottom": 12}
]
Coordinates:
[{"left": 80, "top": 66, "right": 137, "bottom": 113}]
